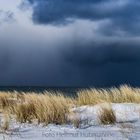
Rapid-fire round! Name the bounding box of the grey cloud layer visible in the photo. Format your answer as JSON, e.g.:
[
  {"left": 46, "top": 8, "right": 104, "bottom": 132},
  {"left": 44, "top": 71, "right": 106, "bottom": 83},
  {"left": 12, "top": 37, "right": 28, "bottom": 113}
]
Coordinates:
[{"left": 0, "top": 10, "right": 15, "bottom": 24}]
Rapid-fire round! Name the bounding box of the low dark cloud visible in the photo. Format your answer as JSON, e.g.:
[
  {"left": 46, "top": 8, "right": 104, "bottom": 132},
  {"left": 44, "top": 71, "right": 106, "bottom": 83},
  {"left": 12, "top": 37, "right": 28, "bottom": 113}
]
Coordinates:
[
  {"left": 1, "top": 37, "right": 140, "bottom": 87},
  {"left": 57, "top": 40, "right": 140, "bottom": 87}
]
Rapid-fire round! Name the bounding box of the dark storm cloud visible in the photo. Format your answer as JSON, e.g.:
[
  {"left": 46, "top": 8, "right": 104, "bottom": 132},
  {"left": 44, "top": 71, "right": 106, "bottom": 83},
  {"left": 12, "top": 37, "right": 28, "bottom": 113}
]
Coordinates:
[
  {"left": 64, "top": 42, "right": 140, "bottom": 66},
  {"left": 22, "top": 0, "right": 140, "bottom": 35},
  {"left": 1, "top": 0, "right": 140, "bottom": 87},
  {"left": 25, "top": 0, "right": 106, "bottom": 24},
  {"left": 58, "top": 40, "right": 140, "bottom": 87},
  {"left": 1, "top": 37, "right": 140, "bottom": 87},
  {"left": 22, "top": 0, "right": 123, "bottom": 23}
]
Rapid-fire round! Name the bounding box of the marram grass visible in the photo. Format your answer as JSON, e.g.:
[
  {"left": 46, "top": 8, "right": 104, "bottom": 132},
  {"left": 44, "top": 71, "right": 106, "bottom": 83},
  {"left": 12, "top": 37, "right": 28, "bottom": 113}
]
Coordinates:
[
  {"left": 77, "top": 85, "right": 140, "bottom": 105},
  {"left": 0, "top": 85, "right": 140, "bottom": 125}
]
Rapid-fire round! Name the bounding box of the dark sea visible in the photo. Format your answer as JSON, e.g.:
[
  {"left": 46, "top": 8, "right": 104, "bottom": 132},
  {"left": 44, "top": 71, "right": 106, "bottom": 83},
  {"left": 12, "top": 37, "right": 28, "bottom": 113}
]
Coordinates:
[{"left": 0, "top": 87, "right": 90, "bottom": 96}]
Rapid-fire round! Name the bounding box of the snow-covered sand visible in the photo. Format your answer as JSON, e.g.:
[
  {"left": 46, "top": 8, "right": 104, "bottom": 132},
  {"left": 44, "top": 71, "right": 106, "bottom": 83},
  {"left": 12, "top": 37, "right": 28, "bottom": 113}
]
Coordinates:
[
  {"left": 69, "top": 103, "right": 140, "bottom": 124},
  {"left": 1, "top": 103, "right": 140, "bottom": 140}
]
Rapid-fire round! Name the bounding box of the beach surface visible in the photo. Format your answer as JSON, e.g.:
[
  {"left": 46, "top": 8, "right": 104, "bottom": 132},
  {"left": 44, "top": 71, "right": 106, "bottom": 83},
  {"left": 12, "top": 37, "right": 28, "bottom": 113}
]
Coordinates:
[{"left": 1, "top": 103, "right": 140, "bottom": 140}]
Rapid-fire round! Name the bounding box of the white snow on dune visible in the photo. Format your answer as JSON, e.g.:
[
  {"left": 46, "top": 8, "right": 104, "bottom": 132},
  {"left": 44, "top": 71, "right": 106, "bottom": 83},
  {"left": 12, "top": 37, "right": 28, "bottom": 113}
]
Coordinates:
[
  {"left": 69, "top": 103, "right": 140, "bottom": 125},
  {"left": 1, "top": 103, "right": 140, "bottom": 140},
  {"left": 112, "top": 103, "right": 140, "bottom": 123}
]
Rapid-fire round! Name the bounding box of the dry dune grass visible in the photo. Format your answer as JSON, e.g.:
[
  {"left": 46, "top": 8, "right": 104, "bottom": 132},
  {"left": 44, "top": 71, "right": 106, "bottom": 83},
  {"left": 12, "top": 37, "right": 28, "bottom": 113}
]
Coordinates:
[
  {"left": 0, "top": 92, "right": 18, "bottom": 110},
  {"left": 8, "top": 93, "right": 74, "bottom": 125},
  {"left": 1, "top": 113, "right": 10, "bottom": 131},
  {"left": 98, "top": 105, "right": 116, "bottom": 125},
  {"left": 0, "top": 85, "right": 140, "bottom": 125},
  {"left": 77, "top": 85, "right": 140, "bottom": 105}
]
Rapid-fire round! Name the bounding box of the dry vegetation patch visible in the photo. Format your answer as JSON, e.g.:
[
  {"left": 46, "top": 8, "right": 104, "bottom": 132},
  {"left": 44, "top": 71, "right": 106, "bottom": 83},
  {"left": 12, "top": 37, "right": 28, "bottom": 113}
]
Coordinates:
[
  {"left": 77, "top": 85, "right": 140, "bottom": 105},
  {"left": 0, "top": 85, "right": 139, "bottom": 125},
  {"left": 7, "top": 93, "right": 74, "bottom": 125},
  {"left": 98, "top": 105, "right": 116, "bottom": 125}
]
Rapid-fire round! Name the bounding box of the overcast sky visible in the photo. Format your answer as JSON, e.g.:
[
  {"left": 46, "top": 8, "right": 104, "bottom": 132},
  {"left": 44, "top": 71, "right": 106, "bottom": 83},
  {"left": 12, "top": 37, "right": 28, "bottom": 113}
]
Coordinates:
[{"left": 0, "top": 0, "right": 140, "bottom": 87}]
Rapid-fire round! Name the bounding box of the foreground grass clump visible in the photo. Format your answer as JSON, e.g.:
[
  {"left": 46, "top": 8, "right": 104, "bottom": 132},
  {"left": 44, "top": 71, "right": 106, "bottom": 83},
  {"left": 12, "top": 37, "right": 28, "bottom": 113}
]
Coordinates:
[
  {"left": 13, "top": 102, "right": 36, "bottom": 123},
  {"left": 98, "top": 105, "right": 116, "bottom": 125},
  {"left": 9, "top": 93, "right": 74, "bottom": 125},
  {"left": 0, "top": 92, "right": 17, "bottom": 109},
  {"left": 0, "top": 85, "right": 140, "bottom": 125}
]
